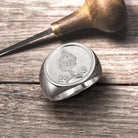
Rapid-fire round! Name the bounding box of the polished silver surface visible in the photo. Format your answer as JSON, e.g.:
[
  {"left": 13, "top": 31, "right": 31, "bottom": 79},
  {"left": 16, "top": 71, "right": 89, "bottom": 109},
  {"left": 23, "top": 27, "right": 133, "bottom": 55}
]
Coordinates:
[
  {"left": 46, "top": 44, "right": 94, "bottom": 86},
  {"left": 40, "top": 43, "right": 102, "bottom": 101}
]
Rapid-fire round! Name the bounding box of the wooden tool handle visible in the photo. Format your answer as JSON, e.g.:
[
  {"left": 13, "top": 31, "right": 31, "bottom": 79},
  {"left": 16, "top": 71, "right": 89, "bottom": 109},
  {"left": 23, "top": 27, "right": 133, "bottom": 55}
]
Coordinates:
[
  {"left": 51, "top": 9, "right": 88, "bottom": 37},
  {"left": 51, "top": 0, "right": 127, "bottom": 37}
]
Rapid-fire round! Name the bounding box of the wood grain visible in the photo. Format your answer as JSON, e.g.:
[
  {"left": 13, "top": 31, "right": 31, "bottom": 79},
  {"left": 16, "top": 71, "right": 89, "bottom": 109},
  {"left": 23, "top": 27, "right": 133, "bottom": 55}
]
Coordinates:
[
  {"left": 0, "top": 1, "right": 138, "bottom": 137},
  {"left": 0, "top": 0, "right": 137, "bottom": 22},
  {"left": 0, "top": 84, "right": 138, "bottom": 138}
]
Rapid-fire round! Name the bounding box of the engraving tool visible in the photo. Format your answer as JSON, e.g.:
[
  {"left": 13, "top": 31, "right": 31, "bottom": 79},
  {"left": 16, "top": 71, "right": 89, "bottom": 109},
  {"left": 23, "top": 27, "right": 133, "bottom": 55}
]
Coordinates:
[{"left": 0, "top": 0, "right": 127, "bottom": 56}]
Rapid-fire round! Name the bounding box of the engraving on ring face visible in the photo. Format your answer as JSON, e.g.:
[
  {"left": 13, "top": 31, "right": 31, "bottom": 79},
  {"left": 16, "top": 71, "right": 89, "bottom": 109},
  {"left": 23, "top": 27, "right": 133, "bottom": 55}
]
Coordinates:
[
  {"left": 46, "top": 45, "right": 93, "bottom": 86},
  {"left": 58, "top": 50, "right": 88, "bottom": 84}
]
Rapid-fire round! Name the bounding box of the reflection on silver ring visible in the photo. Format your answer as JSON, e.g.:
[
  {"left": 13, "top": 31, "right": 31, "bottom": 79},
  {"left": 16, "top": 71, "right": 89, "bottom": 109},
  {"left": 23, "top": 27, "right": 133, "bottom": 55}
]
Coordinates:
[{"left": 39, "top": 43, "right": 102, "bottom": 101}]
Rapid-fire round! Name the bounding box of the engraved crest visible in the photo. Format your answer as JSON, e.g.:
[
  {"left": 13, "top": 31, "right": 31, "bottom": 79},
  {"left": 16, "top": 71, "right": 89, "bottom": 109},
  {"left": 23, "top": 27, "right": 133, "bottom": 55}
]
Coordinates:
[
  {"left": 58, "top": 50, "right": 88, "bottom": 84},
  {"left": 59, "top": 50, "right": 77, "bottom": 71}
]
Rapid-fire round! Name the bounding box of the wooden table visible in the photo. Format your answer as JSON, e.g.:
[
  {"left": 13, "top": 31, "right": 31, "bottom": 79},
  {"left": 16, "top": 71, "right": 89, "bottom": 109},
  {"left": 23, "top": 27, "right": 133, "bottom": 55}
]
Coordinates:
[{"left": 0, "top": 0, "right": 138, "bottom": 137}]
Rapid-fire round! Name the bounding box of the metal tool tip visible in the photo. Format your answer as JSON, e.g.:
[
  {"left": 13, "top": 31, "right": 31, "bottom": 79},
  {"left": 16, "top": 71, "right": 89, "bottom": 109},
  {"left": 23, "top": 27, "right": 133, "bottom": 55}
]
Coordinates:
[{"left": 0, "top": 28, "right": 53, "bottom": 57}]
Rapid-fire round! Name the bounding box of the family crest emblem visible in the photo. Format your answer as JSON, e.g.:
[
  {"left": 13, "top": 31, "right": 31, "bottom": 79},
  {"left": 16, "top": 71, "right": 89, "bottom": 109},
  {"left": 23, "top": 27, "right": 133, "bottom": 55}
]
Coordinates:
[{"left": 58, "top": 50, "right": 88, "bottom": 84}]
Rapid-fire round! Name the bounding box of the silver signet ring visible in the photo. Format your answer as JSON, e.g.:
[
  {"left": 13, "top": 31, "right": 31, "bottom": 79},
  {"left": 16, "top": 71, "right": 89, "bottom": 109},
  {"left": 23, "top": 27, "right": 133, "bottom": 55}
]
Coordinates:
[{"left": 39, "top": 43, "right": 102, "bottom": 101}]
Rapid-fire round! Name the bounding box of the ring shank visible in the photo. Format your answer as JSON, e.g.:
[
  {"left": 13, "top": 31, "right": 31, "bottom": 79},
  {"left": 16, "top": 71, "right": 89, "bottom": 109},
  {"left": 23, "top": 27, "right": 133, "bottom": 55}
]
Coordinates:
[{"left": 54, "top": 76, "right": 99, "bottom": 101}]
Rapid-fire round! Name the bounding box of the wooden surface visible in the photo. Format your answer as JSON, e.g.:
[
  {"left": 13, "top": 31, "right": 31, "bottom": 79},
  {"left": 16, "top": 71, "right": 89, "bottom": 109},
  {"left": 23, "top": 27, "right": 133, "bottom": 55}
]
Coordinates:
[{"left": 0, "top": 0, "right": 138, "bottom": 137}]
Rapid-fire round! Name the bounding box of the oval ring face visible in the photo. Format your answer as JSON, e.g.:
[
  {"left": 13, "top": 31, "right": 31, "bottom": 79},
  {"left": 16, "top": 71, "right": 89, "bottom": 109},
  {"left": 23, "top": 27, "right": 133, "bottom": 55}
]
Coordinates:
[{"left": 45, "top": 43, "right": 95, "bottom": 86}]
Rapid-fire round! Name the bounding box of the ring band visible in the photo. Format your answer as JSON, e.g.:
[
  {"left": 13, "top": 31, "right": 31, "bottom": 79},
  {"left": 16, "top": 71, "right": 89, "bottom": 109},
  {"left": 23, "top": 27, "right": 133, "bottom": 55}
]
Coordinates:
[{"left": 39, "top": 43, "right": 102, "bottom": 101}]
